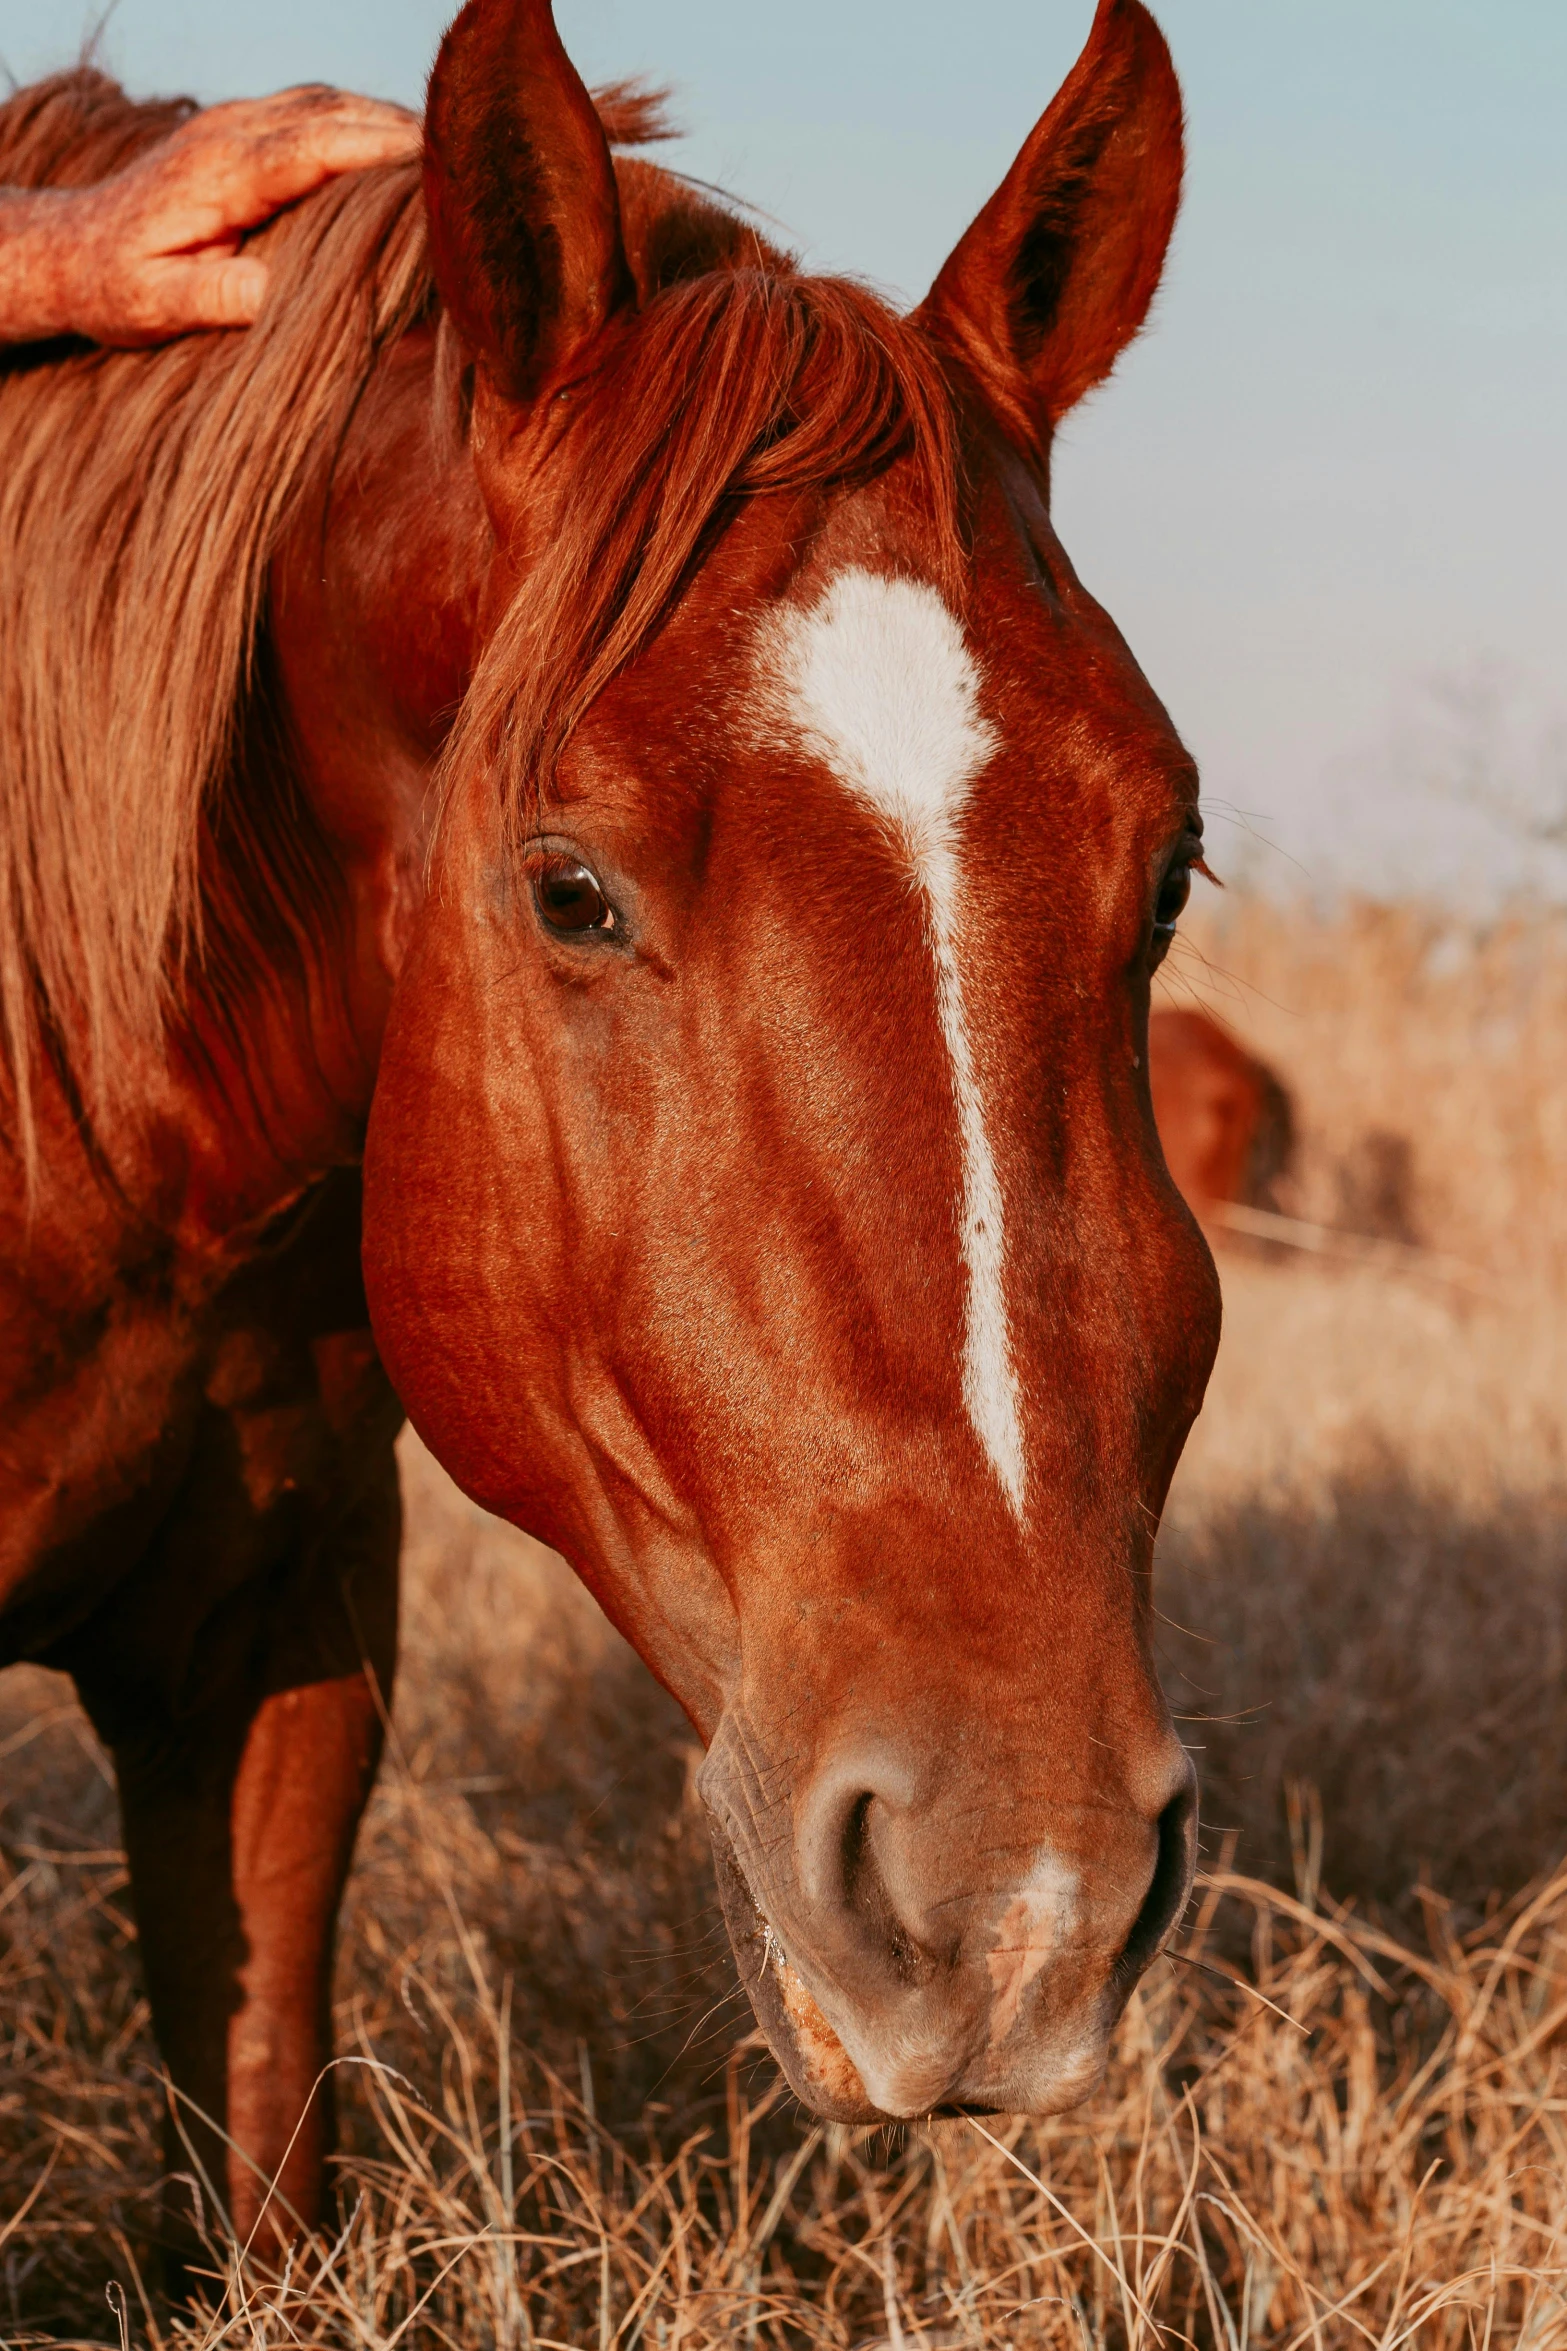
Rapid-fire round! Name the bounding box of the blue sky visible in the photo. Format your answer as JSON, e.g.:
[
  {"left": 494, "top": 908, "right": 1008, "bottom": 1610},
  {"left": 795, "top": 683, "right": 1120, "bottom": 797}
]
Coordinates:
[{"left": 5, "top": 0, "right": 1565, "bottom": 902}]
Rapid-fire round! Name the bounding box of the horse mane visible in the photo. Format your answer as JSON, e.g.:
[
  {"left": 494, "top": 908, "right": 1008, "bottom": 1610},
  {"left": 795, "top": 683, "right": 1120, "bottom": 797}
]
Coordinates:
[
  {"left": 0, "top": 71, "right": 435, "bottom": 1179},
  {"left": 0, "top": 68, "right": 964, "bottom": 1184}
]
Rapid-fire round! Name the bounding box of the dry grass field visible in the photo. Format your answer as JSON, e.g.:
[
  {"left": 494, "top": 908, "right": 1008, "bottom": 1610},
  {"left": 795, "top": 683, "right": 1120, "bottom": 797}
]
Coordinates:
[{"left": 4, "top": 893, "right": 1567, "bottom": 2347}]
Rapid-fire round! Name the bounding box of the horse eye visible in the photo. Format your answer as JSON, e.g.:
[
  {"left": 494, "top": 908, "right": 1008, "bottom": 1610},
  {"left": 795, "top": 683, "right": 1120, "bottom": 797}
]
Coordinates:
[
  {"left": 1153, "top": 861, "right": 1192, "bottom": 940},
  {"left": 534, "top": 857, "right": 614, "bottom": 935}
]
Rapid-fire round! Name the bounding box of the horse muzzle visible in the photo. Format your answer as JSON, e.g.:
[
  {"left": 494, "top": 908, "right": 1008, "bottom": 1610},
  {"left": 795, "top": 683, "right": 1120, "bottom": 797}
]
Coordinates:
[{"left": 701, "top": 1717, "right": 1196, "bottom": 2121}]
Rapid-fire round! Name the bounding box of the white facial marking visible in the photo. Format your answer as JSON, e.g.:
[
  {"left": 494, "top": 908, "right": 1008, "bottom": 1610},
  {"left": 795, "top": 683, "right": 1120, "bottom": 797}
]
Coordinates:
[
  {"left": 985, "top": 1851, "right": 1082, "bottom": 2048},
  {"left": 767, "top": 568, "right": 1026, "bottom": 1517}
]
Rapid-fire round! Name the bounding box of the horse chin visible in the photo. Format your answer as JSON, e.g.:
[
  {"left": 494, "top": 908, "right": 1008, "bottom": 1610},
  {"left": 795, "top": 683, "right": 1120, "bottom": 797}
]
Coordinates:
[{"left": 709, "top": 1826, "right": 884, "bottom": 2124}]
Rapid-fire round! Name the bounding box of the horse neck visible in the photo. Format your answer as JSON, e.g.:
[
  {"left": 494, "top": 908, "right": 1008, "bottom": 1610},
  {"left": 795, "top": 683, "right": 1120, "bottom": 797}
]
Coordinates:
[{"left": 167, "top": 330, "right": 490, "bottom": 1248}]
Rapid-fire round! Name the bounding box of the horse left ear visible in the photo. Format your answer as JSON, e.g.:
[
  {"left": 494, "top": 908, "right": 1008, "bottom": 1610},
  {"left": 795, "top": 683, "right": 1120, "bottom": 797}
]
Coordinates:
[
  {"left": 917, "top": 0, "right": 1182, "bottom": 459},
  {"left": 423, "top": 0, "right": 634, "bottom": 404}
]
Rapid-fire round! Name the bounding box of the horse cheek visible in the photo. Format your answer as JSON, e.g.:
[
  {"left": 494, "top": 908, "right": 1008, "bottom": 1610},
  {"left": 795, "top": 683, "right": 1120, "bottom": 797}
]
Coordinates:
[{"left": 363, "top": 938, "right": 565, "bottom": 1528}]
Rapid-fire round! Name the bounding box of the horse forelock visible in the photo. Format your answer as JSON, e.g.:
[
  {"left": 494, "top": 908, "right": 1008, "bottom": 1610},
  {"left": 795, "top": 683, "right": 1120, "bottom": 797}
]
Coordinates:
[{"left": 440, "top": 264, "right": 968, "bottom": 850}]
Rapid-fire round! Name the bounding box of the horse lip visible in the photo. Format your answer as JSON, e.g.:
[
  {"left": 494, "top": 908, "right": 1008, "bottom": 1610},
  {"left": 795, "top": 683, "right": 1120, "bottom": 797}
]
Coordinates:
[{"left": 706, "top": 1815, "right": 884, "bottom": 2123}]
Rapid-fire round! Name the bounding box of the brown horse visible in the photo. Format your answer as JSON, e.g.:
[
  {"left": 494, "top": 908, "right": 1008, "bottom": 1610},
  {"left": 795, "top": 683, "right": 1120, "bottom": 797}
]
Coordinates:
[{"left": 0, "top": 0, "right": 1218, "bottom": 2263}]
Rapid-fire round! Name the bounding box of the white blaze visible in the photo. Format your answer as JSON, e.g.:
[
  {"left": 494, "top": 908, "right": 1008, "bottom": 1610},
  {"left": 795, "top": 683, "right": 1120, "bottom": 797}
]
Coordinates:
[
  {"left": 766, "top": 568, "right": 1026, "bottom": 1517},
  {"left": 986, "top": 1851, "right": 1082, "bottom": 2048}
]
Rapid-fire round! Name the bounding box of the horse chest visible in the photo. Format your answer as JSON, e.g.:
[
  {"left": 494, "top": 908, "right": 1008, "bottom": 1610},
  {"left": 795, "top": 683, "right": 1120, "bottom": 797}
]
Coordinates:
[
  {"left": 0, "top": 1167, "right": 384, "bottom": 1670},
  {"left": 0, "top": 1255, "right": 210, "bottom": 1653}
]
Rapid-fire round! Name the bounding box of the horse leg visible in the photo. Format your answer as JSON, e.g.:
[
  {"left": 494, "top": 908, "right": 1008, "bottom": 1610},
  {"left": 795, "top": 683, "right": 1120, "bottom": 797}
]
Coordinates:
[
  {"left": 72, "top": 1434, "right": 400, "bottom": 2276},
  {"left": 114, "top": 1666, "right": 390, "bottom": 2259}
]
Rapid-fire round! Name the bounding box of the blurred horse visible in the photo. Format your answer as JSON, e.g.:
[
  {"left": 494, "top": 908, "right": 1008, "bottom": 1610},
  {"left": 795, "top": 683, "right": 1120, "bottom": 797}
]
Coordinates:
[
  {"left": 0, "top": 0, "right": 1217, "bottom": 2257},
  {"left": 1148, "top": 1008, "right": 1294, "bottom": 1220}
]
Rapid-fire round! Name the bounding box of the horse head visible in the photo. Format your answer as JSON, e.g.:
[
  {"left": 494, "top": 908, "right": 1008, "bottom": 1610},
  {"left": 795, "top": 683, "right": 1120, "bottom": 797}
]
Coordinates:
[{"left": 364, "top": 0, "right": 1219, "bottom": 2122}]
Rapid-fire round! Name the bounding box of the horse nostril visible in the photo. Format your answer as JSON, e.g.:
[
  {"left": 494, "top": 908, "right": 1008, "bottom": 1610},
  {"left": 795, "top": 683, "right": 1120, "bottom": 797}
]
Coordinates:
[
  {"left": 1115, "top": 1775, "right": 1197, "bottom": 1991},
  {"left": 839, "top": 1790, "right": 927, "bottom": 1980},
  {"left": 796, "top": 1757, "right": 930, "bottom": 1985},
  {"left": 840, "top": 1790, "right": 873, "bottom": 1901}
]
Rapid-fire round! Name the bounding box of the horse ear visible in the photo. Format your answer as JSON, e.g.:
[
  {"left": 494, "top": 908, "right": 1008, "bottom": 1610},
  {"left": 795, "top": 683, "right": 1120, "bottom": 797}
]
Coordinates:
[
  {"left": 423, "top": 0, "right": 634, "bottom": 403},
  {"left": 917, "top": 0, "right": 1182, "bottom": 456}
]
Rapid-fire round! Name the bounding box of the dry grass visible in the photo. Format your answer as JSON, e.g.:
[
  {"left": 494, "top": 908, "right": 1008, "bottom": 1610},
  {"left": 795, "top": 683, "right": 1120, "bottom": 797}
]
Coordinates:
[
  {"left": 1157, "top": 894, "right": 1567, "bottom": 1924},
  {"left": 4, "top": 890, "right": 1567, "bottom": 2346}
]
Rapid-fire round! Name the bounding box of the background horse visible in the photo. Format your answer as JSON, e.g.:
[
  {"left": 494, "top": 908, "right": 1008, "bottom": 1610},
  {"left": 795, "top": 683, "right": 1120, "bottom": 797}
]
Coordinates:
[
  {"left": 1148, "top": 1007, "right": 1295, "bottom": 1221},
  {"left": 0, "top": 0, "right": 1216, "bottom": 2265}
]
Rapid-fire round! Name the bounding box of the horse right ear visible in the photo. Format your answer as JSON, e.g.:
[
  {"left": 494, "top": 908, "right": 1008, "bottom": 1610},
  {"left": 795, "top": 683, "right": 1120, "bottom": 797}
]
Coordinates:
[
  {"left": 423, "top": 0, "right": 634, "bottom": 405},
  {"left": 917, "top": 0, "right": 1182, "bottom": 466}
]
